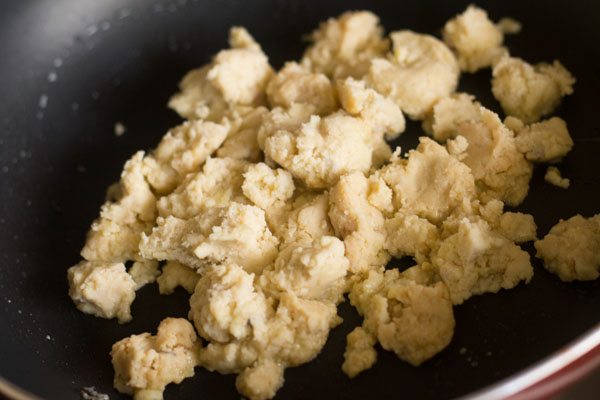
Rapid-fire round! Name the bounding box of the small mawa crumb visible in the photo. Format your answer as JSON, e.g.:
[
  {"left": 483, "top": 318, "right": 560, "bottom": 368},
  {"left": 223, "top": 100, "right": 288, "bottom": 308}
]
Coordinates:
[
  {"left": 114, "top": 122, "right": 126, "bottom": 137},
  {"left": 81, "top": 386, "right": 110, "bottom": 400},
  {"left": 545, "top": 166, "right": 570, "bottom": 189}
]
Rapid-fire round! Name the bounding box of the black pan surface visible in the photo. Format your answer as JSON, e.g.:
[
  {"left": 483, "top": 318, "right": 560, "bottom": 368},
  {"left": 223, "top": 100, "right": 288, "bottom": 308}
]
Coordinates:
[{"left": 1, "top": 1, "right": 599, "bottom": 399}]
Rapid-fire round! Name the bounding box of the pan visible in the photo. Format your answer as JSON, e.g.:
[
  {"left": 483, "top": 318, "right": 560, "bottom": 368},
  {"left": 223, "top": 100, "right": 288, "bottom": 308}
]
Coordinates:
[{"left": 1, "top": 0, "right": 599, "bottom": 399}]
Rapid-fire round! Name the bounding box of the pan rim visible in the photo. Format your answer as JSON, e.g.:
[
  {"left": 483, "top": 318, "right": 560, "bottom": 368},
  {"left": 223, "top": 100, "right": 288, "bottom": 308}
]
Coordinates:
[
  {"left": 1, "top": 323, "right": 599, "bottom": 400},
  {"left": 0, "top": 377, "right": 41, "bottom": 400},
  {"left": 460, "top": 322, "right": 600, "bottom": 400}
]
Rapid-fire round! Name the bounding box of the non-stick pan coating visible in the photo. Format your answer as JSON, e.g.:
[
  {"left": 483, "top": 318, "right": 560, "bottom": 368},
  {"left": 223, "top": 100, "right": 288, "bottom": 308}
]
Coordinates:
[{"left": 1, "top": 1, "right": 599, "bottom": 399}]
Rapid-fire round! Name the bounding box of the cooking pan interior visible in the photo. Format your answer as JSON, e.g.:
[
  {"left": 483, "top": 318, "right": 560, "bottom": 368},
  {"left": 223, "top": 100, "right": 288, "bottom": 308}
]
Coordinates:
[{"left": 1, "top": 0, "right": 599, "bottom": 399}]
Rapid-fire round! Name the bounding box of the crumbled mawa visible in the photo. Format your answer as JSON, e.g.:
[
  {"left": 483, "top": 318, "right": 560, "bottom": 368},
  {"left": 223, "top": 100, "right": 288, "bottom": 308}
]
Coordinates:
[{"left": 67, "top": 6, "right": 586, "bottom": 400}]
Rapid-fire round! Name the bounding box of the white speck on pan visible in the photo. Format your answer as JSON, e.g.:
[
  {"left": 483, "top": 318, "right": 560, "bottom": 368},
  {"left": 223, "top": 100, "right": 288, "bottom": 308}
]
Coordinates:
[
  {"left": 81, "top": 386, "right": 110, "bottom": 400},
  {"left": 118, "top": 8, "right": 131, "bottom": 19},
  {"left": 39, "top": 94, "right": 48, "bottom": 109},
  {"left": 86, "top": 24, "right": 98, "bottom": 36},
  {"left": 114, "top": 122, "right": 127, "bottom": 137}
]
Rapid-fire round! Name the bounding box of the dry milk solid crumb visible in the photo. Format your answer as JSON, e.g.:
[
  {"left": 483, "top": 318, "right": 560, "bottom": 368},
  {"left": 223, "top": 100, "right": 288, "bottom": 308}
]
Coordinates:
[
  {"left": 544, "top": 166, "right": 570, "bottom": 189},
  {"left": 114, "top": 122, "right": 126, "bottom": 137}
]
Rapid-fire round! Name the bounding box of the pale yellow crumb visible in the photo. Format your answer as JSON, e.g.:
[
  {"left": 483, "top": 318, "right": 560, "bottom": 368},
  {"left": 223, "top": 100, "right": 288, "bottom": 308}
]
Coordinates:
[
  {"left": 545, "top": 166, "right": 570, "bottom": 189},
  {"left": 114, "top": 122, "right": 126, "bottom": 136}
]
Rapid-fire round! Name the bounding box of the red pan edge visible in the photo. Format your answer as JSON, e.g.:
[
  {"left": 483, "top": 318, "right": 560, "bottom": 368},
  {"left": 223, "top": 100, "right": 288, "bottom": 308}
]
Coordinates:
[{"left": 463, "top": 322, "right": 600, "bottom": 400}]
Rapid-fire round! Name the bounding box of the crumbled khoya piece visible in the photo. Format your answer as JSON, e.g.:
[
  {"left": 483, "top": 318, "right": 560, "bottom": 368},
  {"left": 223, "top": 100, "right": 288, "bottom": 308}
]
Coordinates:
[
  {"left": 242, "top": 162, "right": 295, "bottom": 210},
  {"left": 342, "top": 327, "right": 377, "bottom": 378},
  {"left": 157, "top": 157, "right": 249, "bottom": 219},
  {"left": 442, "top": 5, "right": 508, "bottom": 72},
  {"left": 196, "top": 284, "right": 340, "bottom": 400},
  {"left": 129, "top": 260, "right": 160, "bottom": 290},
  {"left": 260, "top": 236, "right": 349, "bottom": 303},
  {"left": 455, "top": 107, "right": 533, "bottom": 206},
  {"left": 511, "top": 117, "right": 574, "bottom": 163},
  {"left": 498, "top": 212, "right": 537, "bottom": 243},
  {"left": 169, "top": 27, "right": 273, "bottom": 120},
  {"left": 385, "top": 209, "right": 439, "bottom": 261},
  {"left": 189, "top": 263, "right": 270, "bottom": 343},
  {"left": 156, "top": 261, "right": 200, "bottom": 295},
  {"left": 81, "top": 152, "right": 157, "bottom": 263},
  {"left": 379, "top": 137, "right": 476, "bottom": 223},
  {"left": 337, "top": 77, "right": 405, "bottom": 167},
  {"left": 271, "top": 192, "right": 334, "bottom": 246},
  {"left": 535, "top": 215, "right": 600, "bottom": 281},
  {"left": 301, "top": 11, "right": 389, "bottom": 79},
  {"left": 264, "top": 111, "right": 373, "bottom": 189},
  {"left": 328, "top": 172, "right": 390, "bottom": 273},
  {"left": 446, "top": 135, "right": 469, "bottom": 160},
  {"left": 144, "top": 119, "right": 230, "bottom": 194},
  {"left": 266, "top": 62, "right": 337, "bottom": 115},
  {"left": 140, "top": 202, "right": 278, "bottom": 274},
  {"left": 423, "top": 92, "right": 481, "bottom": 141},
  {"left": 68, "top": 261, "right": 136, "bottom": 323},
  {"left": 256, "top": 103, "right": 315, "bottom": 151},
  {"left": 432, "top": 217, "right": 533, "bottom": 304},
  {"left": 217, "top": 106, "right": 269, "bottom": 162},
  {"left": 367, "top": 30, "right": 459, "bottom": 120},
  {"left": 492, "top": 56, "right": 575, "bottom": 123},
  {"left": 336, "top": 77, "right": 405, "bottom": 140},
  {"left": 366, "top": 175, "right": 394, "bottom": 215},
  {"left": 426, "top": 104, "right": 533, "bottom": 206},
  {"left": 347, "top": 265, "right": 455, "bottom": 373},
  {"left": 111, "top": 318, "right": 200, "bottom": 400},
  {"left": 545, "top": 166, "right": 570, "bottom": 189}
]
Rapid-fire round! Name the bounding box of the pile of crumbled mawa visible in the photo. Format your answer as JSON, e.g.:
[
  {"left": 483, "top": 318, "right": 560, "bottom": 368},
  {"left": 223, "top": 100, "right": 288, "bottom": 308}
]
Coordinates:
[{"left": 67, "top": 6, "right": 600, "bottom": 400}]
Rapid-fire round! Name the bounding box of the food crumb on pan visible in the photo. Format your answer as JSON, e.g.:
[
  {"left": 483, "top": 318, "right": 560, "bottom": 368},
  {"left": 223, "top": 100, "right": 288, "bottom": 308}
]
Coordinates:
[
  {"left": 118, "top": 8, "right": 132, "bottom": 20},
  {"left": 545, "top": 166, "right": 570, "bottom": 189},
  {"left": 81, "top": 386, "right": 110, "bottom": 400},
  {"left": 497, "top": 17, "right": 522, "bottom": 34},
  {"left": 114, "top": 122, "right": 126, "bottom": 137},
  {"left": 38, "top": 94, "right": 48, "bottom": 109},
  {"left": 48, "top": 71, "right": 58, "bottom": 83}
]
